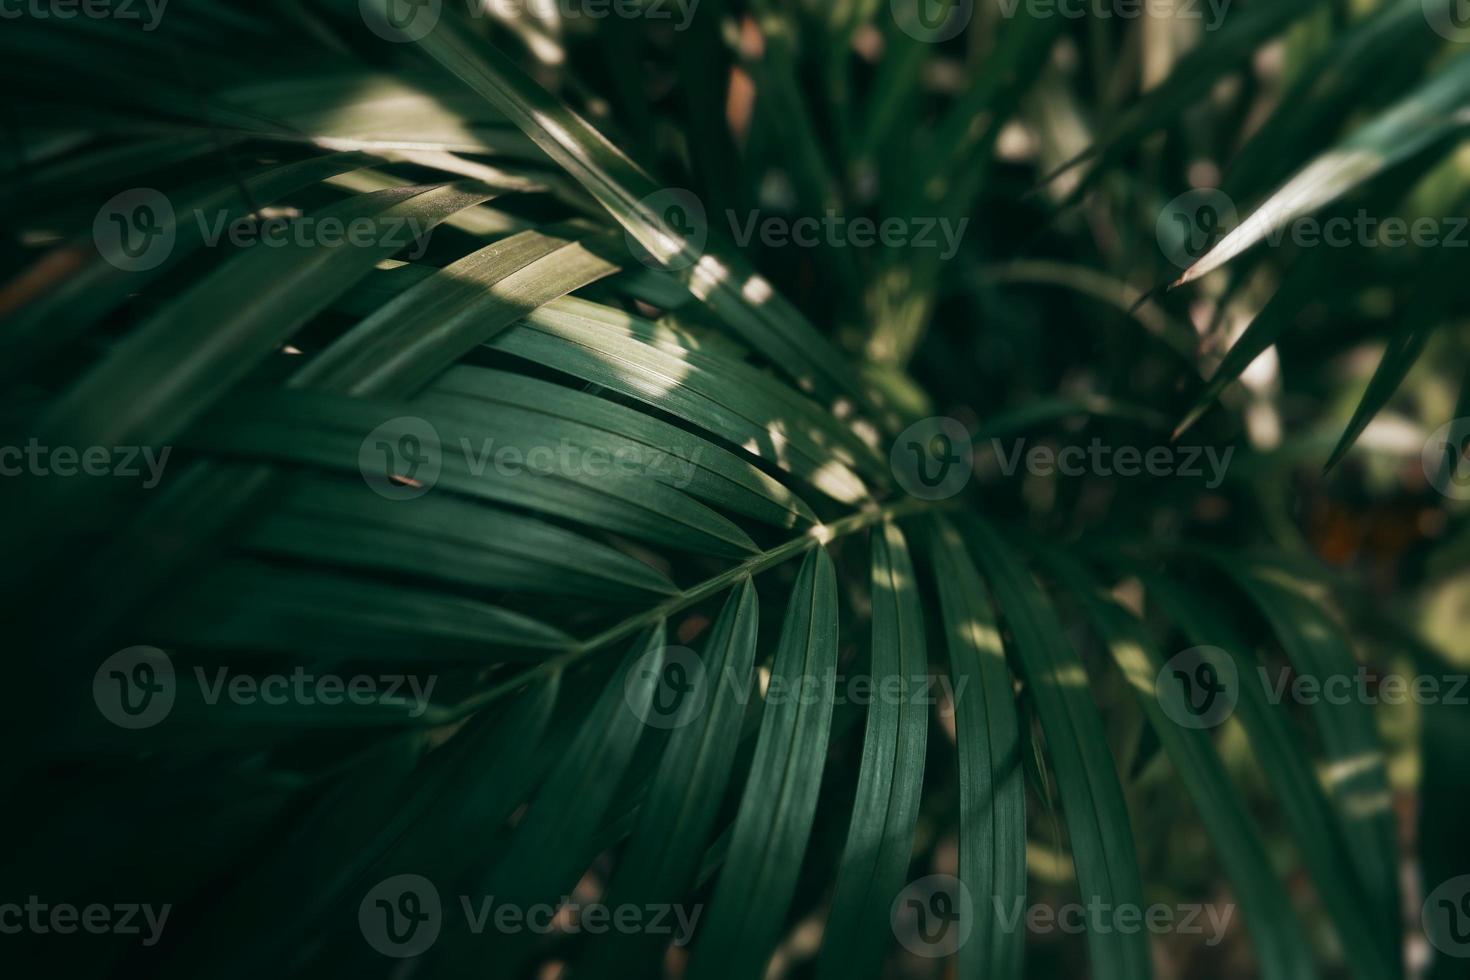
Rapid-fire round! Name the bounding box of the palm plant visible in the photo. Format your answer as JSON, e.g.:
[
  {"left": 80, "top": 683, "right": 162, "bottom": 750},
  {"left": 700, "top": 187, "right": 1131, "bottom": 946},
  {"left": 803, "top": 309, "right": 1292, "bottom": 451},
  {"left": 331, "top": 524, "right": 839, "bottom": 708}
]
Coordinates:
[{"left": 3, "top": 0, "right": 1468, "bottom": 977}]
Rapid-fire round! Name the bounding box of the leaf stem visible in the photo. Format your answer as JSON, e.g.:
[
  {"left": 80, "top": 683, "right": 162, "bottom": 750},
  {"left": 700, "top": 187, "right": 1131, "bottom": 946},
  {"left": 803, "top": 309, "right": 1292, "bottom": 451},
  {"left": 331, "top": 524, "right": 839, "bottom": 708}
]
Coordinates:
[{"left": 441, "top": 497, "right": 944, "bottom": 719}]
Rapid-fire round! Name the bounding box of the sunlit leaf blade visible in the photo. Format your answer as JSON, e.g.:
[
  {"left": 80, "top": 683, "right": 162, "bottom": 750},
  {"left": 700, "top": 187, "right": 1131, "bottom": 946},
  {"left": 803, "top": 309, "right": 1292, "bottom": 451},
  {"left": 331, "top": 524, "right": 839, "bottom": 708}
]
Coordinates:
[
  {"left": 817, "top": 521, "right": 928, "bottom": 980},
  {"left": 1176, "top": 53, "right": 1470, "bottom": 285},
  {"left": 1042, "top": 549, "right": 1316, "bottom": 980},
  {"left": 688, "top": 548, "right": 840, "bottom": 980},
  {"left": 927, "top": 516, "right": 1027, "bottom": 980},
  {"left": 958, "top": 516, "right": 1150, "bottom": 980},
  {"left": 490, "top": 296, "right": 882, "bottom": 502},
  {"left": 292, "top": 226, "right": 622, "bottom": 396},
  {"left": 396, "top": 6, "right": 878, "bottom": 411},
  {"left": 222, "top": 70, "right": 544, "bottom": 157},
  {"left": 421, "top": 366, "right": 818, "bottom": 528},
  {"left": 1223, "top": 0, "right": 1448, "bottom": 202}
]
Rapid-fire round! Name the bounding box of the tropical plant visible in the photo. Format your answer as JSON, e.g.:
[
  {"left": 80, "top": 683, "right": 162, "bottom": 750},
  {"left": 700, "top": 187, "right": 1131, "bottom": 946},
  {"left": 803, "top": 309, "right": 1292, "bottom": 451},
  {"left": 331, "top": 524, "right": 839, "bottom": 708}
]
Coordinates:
[{"left": 3, "top": 0, "right": 1468, "bottom": 978}]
